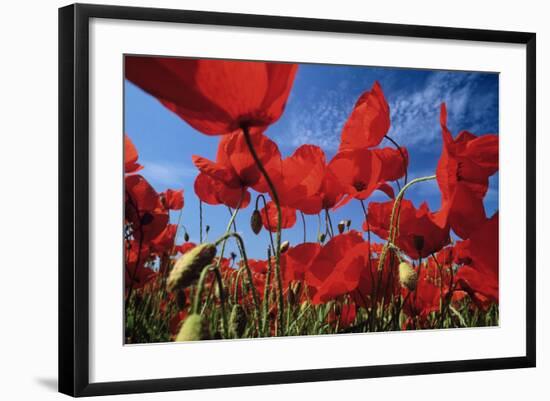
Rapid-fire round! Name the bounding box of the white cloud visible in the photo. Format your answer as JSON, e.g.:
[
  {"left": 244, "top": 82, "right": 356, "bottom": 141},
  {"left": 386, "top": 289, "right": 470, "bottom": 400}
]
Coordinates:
[
  {"left": 388, "top": 72, "right": 498, "bottom": 147},
  {"left": 282, "top": 88, "right": 354, "bottom": 152},
  {"left": 141, "top": 160, "right": 197, "bottom": 188}
]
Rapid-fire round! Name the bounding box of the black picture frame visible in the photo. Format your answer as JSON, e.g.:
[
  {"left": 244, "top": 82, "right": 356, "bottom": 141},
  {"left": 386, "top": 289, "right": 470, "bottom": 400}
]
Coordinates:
[{"left": 59, "top": 3, "right": 536, "bottom": 397}]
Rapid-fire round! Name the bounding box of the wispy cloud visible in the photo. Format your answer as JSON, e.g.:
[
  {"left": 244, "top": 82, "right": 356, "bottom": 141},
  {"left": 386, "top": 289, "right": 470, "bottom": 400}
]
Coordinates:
[
  {"left": 281, "top": 88, "right": 354, "bottom": 152},
  {"left": 388, "top": 72, "right": 498, "bottom": 147},
  {"left": 141, "top": 160, "right": 197, "bottom": 188},
  {"left": 280, "top": 70, "right": 498, "bottom": 154}
]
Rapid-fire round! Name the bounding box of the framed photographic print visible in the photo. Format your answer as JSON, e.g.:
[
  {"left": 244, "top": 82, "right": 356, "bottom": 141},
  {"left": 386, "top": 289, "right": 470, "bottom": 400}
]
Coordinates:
[{"left": 58, "top": 3, "right": 536, "bottom": 397}]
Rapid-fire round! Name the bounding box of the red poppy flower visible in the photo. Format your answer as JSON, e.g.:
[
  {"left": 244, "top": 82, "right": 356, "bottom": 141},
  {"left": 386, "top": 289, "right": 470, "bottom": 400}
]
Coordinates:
[
  {"left": 280, "top": 242, "right": 321, "bottom": 284},
  {"left": 192, "top": 131, "right": 281, "bottom": 207},
  {"left": 455, "top": 213, "right": 499, "bottom": 303},
  {"left": 124, "top": 134, "right": 142, "bottom": 173},
  {"left": 150, "top": 224, "right": 178, "bottom": 253},
  {"left": 328, "top": 149, "right": 383, "bottom": 207},
  {"left": 162, "top": 189, "right": 184, "bottom": 210},
  {"left": 372, "top": 146, "right": 409, "bottom": 183},
  {"left": 304, "top": 231, "right": 370, "bottom": 304},
  {"left": 125, "top": 57, "right": 298, "bottom": 135},
  {"left": 260, "top": 201, "right": 296, "bottom": 232},
  {"left": 125, "top": 241, "right": 156, "bottom": 290},
  {"left": 435, "top": 103, "right": 499, "bottom": 239},
  {"left": 273, "top": 145, "right": 346, "bottom": 214},
  {"left": 194, "top": 173, "right": 250, "bottom": 209},
  {"left": 274, "top": 145, "right": 326, "bottom": 211},
  {"left": 402, "top": 266, "right": 441, "bottom": 321},
  {"left": 125, "top": 174, "right": 169, "bottom": 242},
  {"left": 339, "top": 81, "right": 390, "bottom": 151},
  {"left": 367, "top": 199, "right": 450, "bottom": 259}
]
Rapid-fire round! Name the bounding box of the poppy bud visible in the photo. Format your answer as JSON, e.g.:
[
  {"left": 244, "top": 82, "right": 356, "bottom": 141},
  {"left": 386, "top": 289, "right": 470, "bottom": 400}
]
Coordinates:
[
  {"left": 205, "top": 225, "right": 210, "bottom": 233},
  {"left": 398, "top": 262, "right": 418, "bottom": 291},
  {"left": 280, "top": 240, "right": 290, "bottom": 253},
  {"left": 346, "top": 219, "right": 352, "bottom": 228},
  {"left": 250, "top": 209, "right": 262, "bottom": 235},
  {"left": 167, "top": 243, "right": 217, "bottom": 292},
  {"left": 337, "top": 220, "right": 346, "bottom": 234},
  {"left": 229, "top": 304, "right": 247, "bottom": 338},
  {"left": 318, "top": 233, "right": 326, "bottom": 243},
  {"left": 175, "top": 314, "right": 209, "bottom": 341},
  {"left": 184, "top": 231, "right": 190, "bottom": 242}
]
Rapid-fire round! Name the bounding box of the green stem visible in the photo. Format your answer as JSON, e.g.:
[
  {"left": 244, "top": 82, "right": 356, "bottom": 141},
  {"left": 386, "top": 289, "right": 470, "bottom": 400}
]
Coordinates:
[
  {"left": 241, "top": 126, "right": 285, "bottom": 336},
  {"left": 262, "top": 248, "right": 274, "bottom": 336},
  {"left": 199, "top": 200, "right": 203, "bottom": 243},
  {"left": 192, "top": 266, "right": 213, "bottom": 314},
  {"left": 300, "top": 211, "right": 307, "bottom": 243},
  {"left": 377, "top": 175, "right": 436, "bottom": 273},
  {"left": 216, "top": 232, "right": 262, "bottom": 334}
]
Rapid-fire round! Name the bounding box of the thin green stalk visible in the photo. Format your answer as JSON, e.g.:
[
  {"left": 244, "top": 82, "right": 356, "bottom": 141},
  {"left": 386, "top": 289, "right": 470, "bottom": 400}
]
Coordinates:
[
  {"left": 216, "top": 232, "right": 262, "bottom": 334},
  {"left": 241, "top": 126, "right": 285, "bottom": 336},
  {"left": 199, "top": 200, "right": 203, "bottom": 243},
  {"left": 300, "top": 211, "right": 307, "bottom": 243},
  {"left": 192, "top": 266, "right": 214, "bottom": 314},
  {"left": 262, "top": 248, "right": 274, "bottom": 336},
  {"left": 377, "top": 175, "right": 436, "bottom": 273}
]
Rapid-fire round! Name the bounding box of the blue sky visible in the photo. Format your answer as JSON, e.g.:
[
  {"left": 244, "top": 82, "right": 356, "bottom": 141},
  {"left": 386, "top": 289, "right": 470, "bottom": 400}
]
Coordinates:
[{"left": 124, "top": 62, "right": 499, "bottom": 260}]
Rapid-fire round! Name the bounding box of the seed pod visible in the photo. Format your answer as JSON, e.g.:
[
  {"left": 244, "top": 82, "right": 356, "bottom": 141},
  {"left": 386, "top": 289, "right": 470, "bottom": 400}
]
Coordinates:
[
  {"left": 398, "top": 262, "right": 418, "bottom": 291},
  {"left": 229, "top": 304, "right": 247, "bottom": 338},
  {"left": 250, "top": 209, "right": 262, "bottom": 234},
  {"left": 175, "top": 314, "right": 209, "bottom": 341},
  {"left": 167, "top": 243, "right": 217, "bottom": 292},
  {"left": 280, "top": 240, "right": 290, "bottom": 253},
  {"left": 337, "top": 220, "right": 346, "bottom": 234}
]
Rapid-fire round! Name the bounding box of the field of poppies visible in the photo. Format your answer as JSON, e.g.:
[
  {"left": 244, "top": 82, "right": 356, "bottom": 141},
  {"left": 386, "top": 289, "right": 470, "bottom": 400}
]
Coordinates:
[{"left": 124, "top": 57, "right": 499, "bottom": 344}]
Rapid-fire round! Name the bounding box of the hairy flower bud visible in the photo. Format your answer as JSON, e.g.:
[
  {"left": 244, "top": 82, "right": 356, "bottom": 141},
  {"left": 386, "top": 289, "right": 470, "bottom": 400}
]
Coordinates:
[
  {"left": 229, "top": 304, "right": 247, "bottom": 338},
  {"left": 399, "top": 262, "right": 418, "bottom": 291},
  {"left": 167, "top": 243, "right": 217, "bottom": 292},
  {"left": 175, "top": 314, "right": 209, "bottom": 341},
  {"left": 280, "top": 240, "right": 290, "bottom": 253},
  {"left": 250, "top": 209, "right": 262, "bottom": 235},
  {"left": 337, "top": 220, "right": 346, "bottom": 234},
  {"left": 318, "top": 233, "right": 326, "bottom": 243},
  {"left": 184, "top": 231, "right": 190, "bottom": 242}
]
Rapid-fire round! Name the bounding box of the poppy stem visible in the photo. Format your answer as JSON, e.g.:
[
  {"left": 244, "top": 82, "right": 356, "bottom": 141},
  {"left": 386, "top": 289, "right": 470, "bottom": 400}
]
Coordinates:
[
  {"left": 255, "top": 194, "right": 275, "bottom": 252},
  {"left": 199, "top": 200, "right": 203, "bottom": 243},
  {"left": 241, "top": 126, "right": 285, "bottom": 336},
  {"left": 215, "top": 232, "right": 262, "bottom": 334},
  {"left": 192, "top": 265, "right": 215, "bottom": 315},
  {"left": 262, "top": 248, "right": 274, "bottom": 336},
  {"left": 300, "top": 211, "right": 307, "bottom": 243},
  {"left": 325, "top": 209, "right": 335, "bottom": 238},
  {"left": 360, "top": 199, "right": 377, "bottom": 331},
  {"left": 384, "top": 134, "right": 408, "bottom": 186},
  {"left": 213, "top": 194, "right": 244, "bottom": 338},
  {"left": 376, "top": 174, "right": 436, "bottom": 328}
]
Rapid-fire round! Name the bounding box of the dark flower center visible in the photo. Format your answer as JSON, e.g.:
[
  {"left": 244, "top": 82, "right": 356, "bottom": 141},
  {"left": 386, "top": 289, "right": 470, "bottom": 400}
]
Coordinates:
[{"left": 353, "top": 181, "right": 367, "bottom": 191}]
